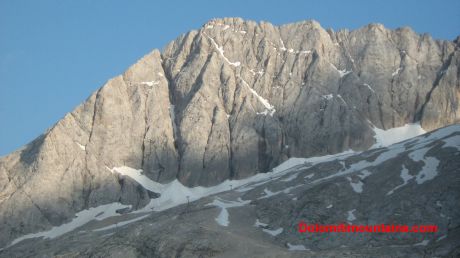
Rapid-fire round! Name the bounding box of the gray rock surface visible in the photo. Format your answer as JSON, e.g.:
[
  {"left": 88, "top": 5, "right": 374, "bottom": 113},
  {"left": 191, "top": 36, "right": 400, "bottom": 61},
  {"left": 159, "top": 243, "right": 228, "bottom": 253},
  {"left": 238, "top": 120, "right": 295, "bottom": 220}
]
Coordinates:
[
  {"left": 0, "top": 18, "right": 459, "bottom": 247},
  {"left": 1, "top": 124, "right": 459, "bottom": 257}
]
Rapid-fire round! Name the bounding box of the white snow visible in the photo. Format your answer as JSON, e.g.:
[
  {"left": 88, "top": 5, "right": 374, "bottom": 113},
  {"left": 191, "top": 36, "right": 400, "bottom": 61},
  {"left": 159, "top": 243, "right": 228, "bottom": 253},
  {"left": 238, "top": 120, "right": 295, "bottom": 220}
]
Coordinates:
[
  {"left": 287, "top": 243, "right": 308, "bottom": 251},
  {"left": 357, "top": 170, "right": 371, "bottom": 179},
  {"left": 222, "top": 25, "right": 230, "bottom": 30},
  {"left": 108, "top": 166, "right": 164, "bottom": 193},
  {"left": 337, "top": 94, "right": 347, "bottom": 105},
  {"left": 239, "top": 30, "right": 247, "bottom": 34},
  {"left": 279, "top": 38, "right": 287, "bottom": 51},
  {"left": 281, "top": 173, "right": 299, "bottom": 182},
  {"left": 386, "top": 165, "right": 413, "bottom": 195},
  {"left": 263, "top": 227, "right": 283, "bottom": 236},
  {"left": 408, "top": 148, "right": 440, "bottom": 184},
  {"left": 414, "top": 239, "right": 430, "bottom": 246},
  {"left": 322, "top": 94, "right": 334, "bottom": 100},
  {"left": 363, "top": 83, "right": 375, "bottom": 93},
  {"left": 326, "top": 204, "right": 333, "bottom": 209},
  {"left": 254, "top": 219, "right": 268, "bottom": 227},
  {"left": 259, "top": 188, "right": 277, "bottom": 199},
  {"left": 305, "top": 173, "right": 315, "bottom": 179},
  {"left": 442, "top": 135, "right": 460, "bottom": 151},
  {"left": 347, "top": 177, "right": 364, "bottom": 193},
  {"left": 140, "top": 81, "right": 159, "bottom": 87},
  {"left": 300, "top": 50, "right": 312, "bottom": 54},
  {"left": 347, "top": 209, "right": 356, "bottom": 222},
  {"left": 92, "top": 214, "right": 150, "bottom": 232},
  {"left": 239, "top": 77, "right": 276, "bottom": 116},
  {"left": 392, "top": 67, "right": 402, "bottom": 77},
  {"left": 205, "top": 34, "right": 240, "bottom": 67},
  {"left": 271, "top": 158, "right": 306, "bottom": 173},
  {"left": 436, "top": 235, "right": 447, "bottom": 242},
  {"left": 206, "top": 198, "right": 250, "bottom": 226},
  {"left": 9, "top": 202, "right": 131, "bottom": 247},
  {"left": 75, "top": 142, "right": 86, "bottom": 151},
  {"left": 347, "top": 170, "right": 371, "bottom": 193},
  {"left": 215, "top": 208, "right": 229, "bottom": 226},
  {"left": 135, "top": 178, "right": 252, "bottom": 213},
  {"left": 310, "top": 147, "right": 402, "bottom": 185},
  {"left": 257, "top": 185, "right": 302, "bottom": 199},
  {"left": 338, "top": 70, "right": 352, "bottom": 77},
  {"left": 371, "top": 123, "right": 426, "bottom": 148},
  {"left": 9, "top": 125, "right": 458, "bottom": 249},
  {"left": 330, "top": 63, "right": 351, "bottom": 77}
]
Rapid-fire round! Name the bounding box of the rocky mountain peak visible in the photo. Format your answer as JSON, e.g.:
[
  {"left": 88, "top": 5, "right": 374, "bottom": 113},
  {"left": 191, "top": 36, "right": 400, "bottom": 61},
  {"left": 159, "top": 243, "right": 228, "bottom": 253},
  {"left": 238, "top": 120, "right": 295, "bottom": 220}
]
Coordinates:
[{"left": 0, "top": 18, "right": 459, "bottom": 248}]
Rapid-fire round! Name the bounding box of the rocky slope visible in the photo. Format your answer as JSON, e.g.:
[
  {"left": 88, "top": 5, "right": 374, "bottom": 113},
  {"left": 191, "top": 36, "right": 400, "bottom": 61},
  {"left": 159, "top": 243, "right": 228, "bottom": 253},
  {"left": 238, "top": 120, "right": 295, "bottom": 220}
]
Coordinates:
[
  {"left": 1, "top": 124, "right": 459, "bottom": 257},
  {"left": 0, "top": 18, "right": 459, "bottom": 247}
]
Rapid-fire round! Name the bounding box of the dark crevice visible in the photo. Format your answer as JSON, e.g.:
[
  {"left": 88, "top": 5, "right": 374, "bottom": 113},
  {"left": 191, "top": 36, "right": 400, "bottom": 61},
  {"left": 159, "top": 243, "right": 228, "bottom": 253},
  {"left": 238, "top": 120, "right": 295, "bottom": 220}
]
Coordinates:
[
  {"left": 415, "top": 50, "right": 455, "bottom": 122},
  {"left": 202, "top": 106, "right": 218, "bottom": 170}
]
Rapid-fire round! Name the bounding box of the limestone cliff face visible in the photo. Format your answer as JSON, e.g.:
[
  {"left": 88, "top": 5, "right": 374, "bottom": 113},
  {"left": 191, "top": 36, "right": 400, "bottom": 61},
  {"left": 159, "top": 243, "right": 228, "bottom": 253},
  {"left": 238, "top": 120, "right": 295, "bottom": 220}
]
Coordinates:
[{"left": 0, "top": 18, "right": 459, "bottom": 245}]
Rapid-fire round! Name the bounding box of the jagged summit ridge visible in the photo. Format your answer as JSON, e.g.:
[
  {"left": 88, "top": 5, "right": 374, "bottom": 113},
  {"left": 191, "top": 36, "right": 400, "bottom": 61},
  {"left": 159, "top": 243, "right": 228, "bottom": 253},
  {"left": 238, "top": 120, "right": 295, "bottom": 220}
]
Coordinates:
[{"left": 0, "top": 18, "right": 459, "bottom": 247}]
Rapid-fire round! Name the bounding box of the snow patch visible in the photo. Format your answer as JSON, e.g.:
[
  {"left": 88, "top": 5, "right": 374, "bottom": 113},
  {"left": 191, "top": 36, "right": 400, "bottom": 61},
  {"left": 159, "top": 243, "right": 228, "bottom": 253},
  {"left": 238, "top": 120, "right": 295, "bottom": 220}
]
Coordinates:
[
  {"left": 263, "top": 227, "right": 283, "bottom": 236},
  {"left": 75, "top": 142, "right": 86, "bottom": 151},
  {"left": 254, "top": 219, "right": 268, "bottom": 227},
  {"left": 258, "top": 185, "right": 302, "bottom": 199},
  {"left": 279, "top": 38, "right": 287, "bottom": 51},
  {"left": 347, "top": 170, "right": 371, "bottom": 193},
  {"left": 108, "top": 166, "right": 164, "bottom": 193},
  {"left": 392, "top": 67, "right": 402, "bottom": 77},
  {"left": 347, "top": 209, "right": 357, "bottom": 222},
  {"left": 386, "top": 165, "right": 413, "bottom": 195},
  {"left": 337, "top": 94, "right": 347, "bottom": 105},
  {"left": 205, "top": 34, "right": 240, "bottom": 67},
  {"left": 363, "top": 83, "right": 375, "bottom": 93},
  {"left": 408, "top": 148, "right": 440, "bottom": 184},
  {"left": 347, "top": 177, "right": 364, "bottom": 193},
  {"left": 239, "top": 77, "right": 276, "bottom": 116},
  {"left": 206, "top": 198, "right": 251, "bottom": 227},
  {"left": 414, "top": 239, "right": 430, "bottom": 246},
  {"left": 322, "top": 94, "right": 333, "bottom": 100},
  {"left": 371, "top": 123, "right": 426, "bottom": 148},
  {"left": 436, "top": 235, "right": 447, "bottom": 242},
  {"left": 259, "top": 188, "right": 277, "bottom": 199},
  {"left": 141, "top": 81, "right": 159, "bottom": 87},
  {"left": 8, "top": 202, "right": 131, "bottom": 247},
  {"left": 305, "top": 173, "right": 315, "bottom": 179},
  {"left": 281, "top": 173, "right": 298, "bottom": 182},
  {"left": 442, "top": 135, "right": 460, "bottom": 151},
  {"left": 93, "top": 214, "right": 150, "bottom": 232},
  {"left": 287, "top": 243, "right": 308, "bottom": 251}
]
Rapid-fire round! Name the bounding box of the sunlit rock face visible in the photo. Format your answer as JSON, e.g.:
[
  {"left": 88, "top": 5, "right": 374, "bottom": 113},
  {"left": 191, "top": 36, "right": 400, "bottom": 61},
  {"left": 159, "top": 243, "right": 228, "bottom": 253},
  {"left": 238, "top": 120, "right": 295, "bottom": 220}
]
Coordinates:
[{"left": 0, "top": 18, "right": 459, "bottom": 247}]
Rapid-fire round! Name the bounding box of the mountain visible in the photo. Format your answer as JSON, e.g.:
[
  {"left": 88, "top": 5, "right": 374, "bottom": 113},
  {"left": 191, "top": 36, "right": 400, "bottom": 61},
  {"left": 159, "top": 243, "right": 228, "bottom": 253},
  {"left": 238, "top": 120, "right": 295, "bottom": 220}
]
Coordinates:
[
  {"left": 0, "top": 17, "right": 459, "bottom": 251},
  {"left": 1, "top": 124, "right": 459, "bottom": 257}
]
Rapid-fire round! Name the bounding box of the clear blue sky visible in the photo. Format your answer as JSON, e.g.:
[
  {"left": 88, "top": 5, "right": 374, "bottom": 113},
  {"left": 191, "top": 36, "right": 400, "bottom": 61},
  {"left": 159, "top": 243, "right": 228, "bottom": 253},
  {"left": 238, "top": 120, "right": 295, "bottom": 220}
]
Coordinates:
[{"left": 1, "top": 0, "right": 459, "bottom": 156}]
